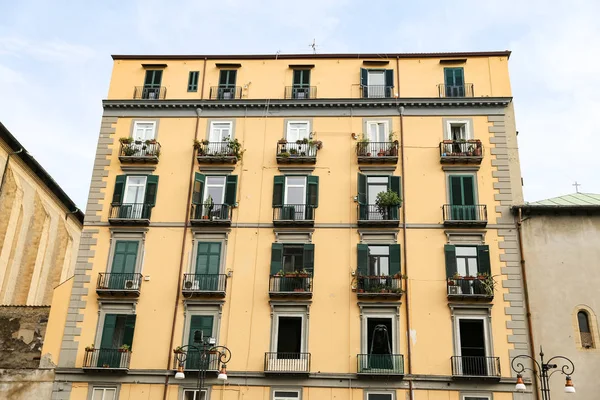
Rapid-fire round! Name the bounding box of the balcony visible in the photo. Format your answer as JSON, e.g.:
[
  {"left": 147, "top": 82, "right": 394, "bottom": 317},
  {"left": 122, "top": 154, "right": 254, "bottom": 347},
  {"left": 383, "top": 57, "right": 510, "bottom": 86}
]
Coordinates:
[
  {"left": 285, "top": 86, "right": 317, "bottom": 100},
  {"left": 108, "top": 203, "right": 151, "bottom": 226},
  {"left": 451, "top": 356, "right": 501, "bottom": 380},
  {"left": 356, "top": 142, "right": 398, "bottom": 164},
  {"left": 447, "top": 277, "right": 494, "bottom": 301},
  {"left": 96, "top": 273, "right": 142, "bottom": 297},
  {"left": 357, "top": 205, "right": 400, "bottom": 227},
  {"left": 172, "top": 350, "right": 220, "bottom": 371},
  {"left": 276, "top": 141, "right": 318, "bottom": 164},
  {"left": 273, "top": 205, "right": 315, "bottom": 227},
  {"left": 440, "top": 140, "right": 483, "bottom": 164},
  {"left": 118, "top": 140, "right": 161, "bottom": 164},
  {"left": 357, "top": 354, "right": 404, "bottom": 376},
  {"left": 269, "top": 275, "right": 313, "bottom": 299},
  {"left": 209, "top": 86, "right": 242, "bottom": 100},
  {"left": 360, "top": 85, "right": 393, "bottom": 99},
  {"left": 437, "top": 84, "right": 474, "bottom": 98},
  {"left": 442, "top": 205, "right": 487, "bottom": 227},
  {"left": 356, "top": 276, "right": 403, "bottom": 299},
  {"left": 182, "top": 274, "right": 227, "bottom": 297},
  {"left": 133, "top": 86, "right": 166, "bottom": 100},
  {"left": 264, "top": 352, "right": 310, "bottom": 375},
  {"left": 83, "top": 348, "right": 131, "bottom": 371},
  {"left": 195, "top": 141, "right": 241, "bottom": 164},
  {"left": 190, "top": 204, "right": 232, "bottom": 226}
]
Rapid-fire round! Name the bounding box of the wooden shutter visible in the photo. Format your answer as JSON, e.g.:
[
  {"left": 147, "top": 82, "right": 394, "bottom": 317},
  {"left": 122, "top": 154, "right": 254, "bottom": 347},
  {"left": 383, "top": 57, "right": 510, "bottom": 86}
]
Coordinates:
[
  {"left": 192, "top": 173, "right": 205, "bottom": 205},
  {"left": 100, "top": 314, "right": 117, "bottom": 348},
  {"left": 195, "top": 242, "right": 221, "bottom": 275},
  {"left": 389, "top": 244, "right": 401, "bottom": 276},
  {"left": 462, "top": 176, "right": 475, "bottom": 206},
  {"left": 306, "top": 176, "right": 319, "bottom": 208},
  {"left": 188, "top": 315, "right": 214, "bottom": 345},
  {"left": 444, "top": 245, "right": 457, "bottom": 278},
  {"left": 454, "top": 68, "right": 464, "bottom": 86},
  {"left": 360, "top": 68, "right": 368, "bottom": 97},
  {"left": 111, "top": 241, "right": 138, "bottom": 274},
  {"left": 444, "top": 68, "right": 454, "bottom": 86},
  {"left": 112, "top": 175, "right": 126, "bottom": 205},
  {"left": 225, "top": 175, "right": 238, "bottom": 206},
  {"left": 272, "top": 176, "right": 285, "bottom": 207},
  {"left": 385, "top": 69, "right": 394, "bottom": 97},
  {"left": 122, "top": 315, "right": 137, "bottom": 349},
  {"left": 476, "top": 245, "right": 491, "bottom": 274},
  {"left": 270, "top": 243, "right": 284, "bottom": 275},
  {"left": 357, "top": 173, "right": 367, "bottom": 204},
  {"left": 357, "top": 244, "right": 369, "bottom": 276},
  {"left": 449, "top": 176, "right": 463, "bottom": 206},
  {"left": 389, "top": 176, "right": 401, "bottom": 199},
  {"left": 303, "top": 244, "right": 315, "bottom": 275},
  {"left": 144, "top": 175, "right": 159, "bottom": 206}
]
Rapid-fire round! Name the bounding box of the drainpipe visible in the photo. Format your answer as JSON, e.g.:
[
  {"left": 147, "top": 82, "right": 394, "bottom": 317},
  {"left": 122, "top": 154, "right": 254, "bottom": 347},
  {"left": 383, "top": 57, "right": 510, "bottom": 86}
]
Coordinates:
[
  {"left": 162, "top": 107, "right": 203, "bottom": 400},
  {"left": 0, "top": 148, "right": 23, "bottom": 196},
  {"left": 200, "top": 58, "right": 208, "bottom": 100},
  {"left": 516, "top": 207, "right": 540, "bottom": 400}
]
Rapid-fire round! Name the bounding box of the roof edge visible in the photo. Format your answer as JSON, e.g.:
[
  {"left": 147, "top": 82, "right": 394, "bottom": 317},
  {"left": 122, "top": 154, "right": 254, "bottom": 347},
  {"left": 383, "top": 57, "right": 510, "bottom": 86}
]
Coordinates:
[
  {"left": 0, "top": 122, "right": 84, "bottom": 225},
  {"left": 512, "top": 204, "right": 600, "bottom": 214},
  {"left": 111, "top": 50, "right": 511, "bottom": 61}
]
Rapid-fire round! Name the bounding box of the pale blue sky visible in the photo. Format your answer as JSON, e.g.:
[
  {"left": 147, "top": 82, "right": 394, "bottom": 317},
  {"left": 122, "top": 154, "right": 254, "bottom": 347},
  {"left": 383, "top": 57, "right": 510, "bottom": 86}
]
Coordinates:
[{"left": 1, "top": 0, "right": 599, "bottom": 209}]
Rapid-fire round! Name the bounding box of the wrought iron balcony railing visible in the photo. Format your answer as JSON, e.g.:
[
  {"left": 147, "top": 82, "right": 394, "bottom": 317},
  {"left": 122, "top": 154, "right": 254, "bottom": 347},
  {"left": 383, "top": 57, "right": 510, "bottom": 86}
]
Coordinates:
[
  {"left": 190, "top": 204, "right": 232, "bottom": 225},
  {"left": 437, "top": 83, "right": 474, "bottom": 98},
  {"left": 108, "top": 203, "right": 152, "bottom": 224},
  {"left": 276, "top": 142, "right": 317, "bottom": 164},
  {"left": 360, "top": 85, "right": 393, "bottom": 98},
  {"left": 447, "top": 277, "right": 494, "bottom": 301},
  {"left": 357, "top": 354, "right": 404, "bottom": 375},
  {"left": 96, "top": 273, "right": 143, "bottom": 296},
  {"left": 196, "top": 142, "right": 240, "bottom": 164},
  {"left": 358, "top": 205, "right": 400, "bottom": 226},
  {"left": 182, "top": 274, "right": 227, "bottom": 296},
  {"left": 440, "top": 140, "right": 483, "bottom": 163},
  {"left": 285, "top": 86, "right": 317, "bottom": 99},
  {"left": 356, "top": 142, "right": 399, "bottom": 163},
  {"left": 273, "top": 204, "right": 315, "bottom": 226},
  {"left": 356, "top": 276, "right": 402, "bottom": 298},
  {"left": 264, "top": 352, "right": 310, "bottom": 374},
  {"left": 133, "top": 86, "right": 166, "bottom": 100},
  {"left": 269, "top": 275, "right": 313, "bottom": 298},
  {"left": 451, "top": 356, "right": 501, "bottom": 378},
  {"left": 83, "top": 348, "right": 131, "bottom": 370},
  {"left": 442, "top": 204, "right": 487, "bottom": 226},
  {"left": 209, "top": 86, "right": 242, "bottom": 100},
  {"left": 173, "top": 350, "right": 220, "bottom": 371},
  {"left": 118, "top": 141, "right": 161, "bottom": 163}
]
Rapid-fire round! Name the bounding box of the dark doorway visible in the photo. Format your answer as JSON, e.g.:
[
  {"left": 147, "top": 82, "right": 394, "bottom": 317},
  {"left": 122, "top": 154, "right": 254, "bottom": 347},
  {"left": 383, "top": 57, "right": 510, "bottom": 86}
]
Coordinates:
[
  {"left": 277, "top": 316, "right": 302, "bottom": 359},
  {"left": 459, "top": 319, "right": 487, "bottom": 375},
  {"left": 367, "top": 318, "right": 393, "bottom": 369}
]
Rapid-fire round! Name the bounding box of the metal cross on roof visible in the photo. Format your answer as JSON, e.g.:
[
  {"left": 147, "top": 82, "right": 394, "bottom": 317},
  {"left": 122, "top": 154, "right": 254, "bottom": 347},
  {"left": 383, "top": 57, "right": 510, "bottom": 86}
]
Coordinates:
[{"left": 573, "top": 181, "right": 582, "bottom": 193}]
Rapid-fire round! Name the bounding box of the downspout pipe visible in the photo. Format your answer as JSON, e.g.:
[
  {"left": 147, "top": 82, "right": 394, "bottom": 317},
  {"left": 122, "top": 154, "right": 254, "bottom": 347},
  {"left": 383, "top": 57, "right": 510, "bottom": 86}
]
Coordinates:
[
  {"left": 0, "top": 148, "right": 23, "bottom": 195},
  {"left": 162, "top": 107, "right": 203, "bottom": 400},
  {"left": 516, "top": 207, "right": 540, "bottom": 400}
]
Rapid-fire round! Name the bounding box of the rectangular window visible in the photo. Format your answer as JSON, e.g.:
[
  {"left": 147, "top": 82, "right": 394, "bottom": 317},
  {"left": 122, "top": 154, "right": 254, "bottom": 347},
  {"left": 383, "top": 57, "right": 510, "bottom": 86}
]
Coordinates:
[
  {"left": 143, "top": 70, "right": 163, "bottom": 100},
  {"left": 282, "top": 245, "right": 304, "bottom": 273},
  {"left": 204, "top": 176, "right": 226, "bottom": 204},
  {"left": 358, "top": 174, "right": 400, "bottom": 221},
  {"left": 209, "top": 121, "right": 232, "bottom": 143},
  {"left": 194, "top": 242, "right": 221, "bottom": 291},
  {"left": 92, "top": 387, "right": 117, "bottom": 400},
  {"left": 367, "top": 393, "right": 393, "bottom": 400},
  {"left": 132, "top": 121, "right": 156, "bottom": 141},
  {"left": 286, "top": 121, "right": 310, "bottom": 142},
  {"left": 219, "top": 70, "right": 237, "bottom": 87},
  {"left": 183, "top": 389, "right": 207, "bottom": 400},
  {"left": 292, "top": 70, "right": 311, "bottom": 99},
  {"left": 449, "top": 175, "right": 477, "bottom": 220},
  {"left": 360, "top": 68, "right": 393, "bottom": 98},
  {"left": 188, "top": 71, "right": 199, "bottom": 92},
  {"left": 366, "top": 121, "right": 388, "bottom": 142},
  {"left": 444, "top": 67, "right": 465, "bottom": 97},
  {"left": 457, "top": 318, "right": 488, "bottom": 375},
  {"left": 95, "top": 314, "right": 136, "bottom": 368},
  {"left": 123, "top": 176, "right": 147, "bottom": 219},
  {"left": 276, "top": 316, "right": 303, "bottom": 354},
  {"left": 273, "top": 390, "right": 300, "bottom": 400},
  {"left": 108, "top": 240, "right": 139, "bottom": 289},
  {"left": 367, "top": 245, "right": 389, "bottom": 276}
]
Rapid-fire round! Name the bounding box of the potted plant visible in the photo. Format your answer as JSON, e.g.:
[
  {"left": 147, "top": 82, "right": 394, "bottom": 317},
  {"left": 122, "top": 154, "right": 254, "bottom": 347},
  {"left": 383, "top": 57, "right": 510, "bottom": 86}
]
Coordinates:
[
  {"left": 119, "top": 137, "right": 133, "bottom": 144},
  {"left": 477, "top": 272, "right": 489, "bottom": 280},
  {"left": 447, "top": 277, "right": 456, "bottom": 286},
  {"left": 85, "top": 344, "right": 95, "bottom": 352},
  {"left": 392, "top": 287, "right": 403, "bottom": 294},
  {"left": 289, "top": 148, "right": 298, "bottom": 156},
  {"left": 278, "top": 138, "right": 287, "bottom": 145},
  {"left": 203, "top": 195, "right": 214, "bottom": 219},
  {"left": 377, "top": 149, "right": 386, "bottom": 157},
  {"left": 297, "top": 269, "right": 310, "bottom": 278},
  {"left": 296, "top": 139, "right": 303, "bottom": 145},
  {"left": 309, "top": 140, "right": 323, "bottom": 150},
  {"left": 279, "top": 151, "right": 290, "bottom": 158},
  {"left": 193, "top": 139, "right": 202, "bottom": 150},
  {"left": 375, "top": 190, "right": 402, "bottom": 220},
  {"left": 225, "top": 137, "right": 245, "bottom": 160},
  {"left": 174, "top": 346, "right": 185, "bottom": 354},
  {"left": 123, "top": 145, "right": 136, "bottom": 156},
  {"left": 357, "top": 134, "right": 370, "bottom": 156},
  {"left": 145, "top": 139, "right": 157, "bottom": 145},
  {"left": 201, "top": 139, "right": 209, "bottom": 145},
  {"left": 301, "top": 138, "right": 309, "bottom": 144},
  {"left": 118, "top": 344, "right": 130, "bottom": 353},
  {"left": 357, "top": 288, "right": 365, "bottom": 293},
  {"left": 453, "top": 272, "right": 463, "bottom": 280}
]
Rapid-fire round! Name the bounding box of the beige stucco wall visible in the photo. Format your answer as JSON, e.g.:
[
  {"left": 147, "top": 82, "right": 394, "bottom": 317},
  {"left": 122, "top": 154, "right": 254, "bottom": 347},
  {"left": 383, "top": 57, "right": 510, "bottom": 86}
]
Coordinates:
[{"left": 521, "top": 214, "right": 600, "bottom": 399}]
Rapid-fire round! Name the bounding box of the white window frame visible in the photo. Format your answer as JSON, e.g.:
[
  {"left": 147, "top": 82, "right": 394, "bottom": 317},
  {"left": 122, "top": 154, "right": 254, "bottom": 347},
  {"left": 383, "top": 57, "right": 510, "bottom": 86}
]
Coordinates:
[
  {"left": 209, "top": 121, "right": 232, "bottom": 142},
  {"left": 106, "top": 232, "right": 145, "bottom": 275},
  {"left": 454, "top": 315, "right": 491, "bottom": 358},
  {"left": 445, "top": 120, "right": 472, "bottom": 140},
  {"left": 285, "top": 121, "right": 310, "bottom": 142},
  {"left": 123, "top": 176, "right": 147, "bottom": 205},
  {"left": 272, "top": 389, "right": 301, "bottom": 400},
  {"left": 182, "top": 388, "right": 208, "bottom": 400},
  {"left": 284, "top": 176, "right": 307, "bottom": 206},
  {"left": 365, "top": 391, "right": 394, "bottom": 400},
  {"left": 361, "top": 311, "right": 398, "bottom": 354},
  {"left": 273, "top": 313, "right": 307, "bottom": 354},
  {"left": 90, "top": 387, "right": 118, "bottom": 400},
  {"left": 367, "top": 70, "right": 386, "bottom": 98},
  {"left": 132, "top": 121, "right": 156, "bottom": 141},
  {"left": 366, "top": 120, "right": 389, "bottom": 142},
  {"left": 203, "top": 175, "right": 226, "bottom": 204},
  {"left": 461, "top": 394, "right": 492, "bottom": 400}
]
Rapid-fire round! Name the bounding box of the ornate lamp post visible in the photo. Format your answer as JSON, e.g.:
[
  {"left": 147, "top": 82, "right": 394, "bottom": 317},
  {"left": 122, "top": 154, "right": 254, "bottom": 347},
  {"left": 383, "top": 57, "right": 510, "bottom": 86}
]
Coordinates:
[
  {"left": 511, "top": 346, "right": 575, "bottom": 400},
  {"left": 174, "top": 330, "right": 232, "bottom": 399}
]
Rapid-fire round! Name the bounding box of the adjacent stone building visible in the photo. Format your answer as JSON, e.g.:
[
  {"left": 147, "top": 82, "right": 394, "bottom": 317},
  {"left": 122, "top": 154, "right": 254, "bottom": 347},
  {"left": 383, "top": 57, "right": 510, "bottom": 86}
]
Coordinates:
[
  {"left": 514, "top": 193, "right": 600, "bottom": 400},
  {"left": 0, "top": 122, "right": 83, "bottom": 399}
]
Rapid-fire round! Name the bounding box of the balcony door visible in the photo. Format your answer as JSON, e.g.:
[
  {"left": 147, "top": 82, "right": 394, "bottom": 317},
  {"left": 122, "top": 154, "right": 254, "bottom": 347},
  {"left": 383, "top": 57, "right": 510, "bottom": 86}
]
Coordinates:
[
  {"left": 203, "top": 175, "right": 226, "bottom": 218},
  {"left": 108, "top": 241, "right": 138, "bottom": 289},
  {"left": 194, "top": 243, "right": 221, "bottom": 291},
  {"left": 98, "top": 314, "right": 136, "bottom": 368},
  {"left": 368, "top": 70, "right": 385, "bottom": 98},
  {"left": 143, "top": 70, "right": 163, "bottom": 99},
  {"left": 218, "top": 70, "right": 237, "bottom": 99},
  {"left": 457, "top": 318, "right": 488, "bottom": 376},
  {"left": 366, "top": 317, "right": 393, "bottom": 370},
  {"left": 449, "top": 175, "right": 476, "bottom": 220},
  {"left": 276, "top": 316, "right": 303, "bottom": 358},
  {"left": 444, "top": 67, "right": 465, "bottom": 97},
  {"left": 292, "top": 69, "right": 311, "bottom": 99},
  {"left": 284, "top": 176, "right": 307, "bottom": 220},
  {"left": 186, "top": 315, "right": 214, "bottom": 369},
  {"left": 367, "top": 176, "right": 388, "bottom": 220},
  {"left": 122, "top": 176, "right": 147, "bottom": 219},
  {"left": 208, "top": 122, "right": 232, "bottom": 155}
]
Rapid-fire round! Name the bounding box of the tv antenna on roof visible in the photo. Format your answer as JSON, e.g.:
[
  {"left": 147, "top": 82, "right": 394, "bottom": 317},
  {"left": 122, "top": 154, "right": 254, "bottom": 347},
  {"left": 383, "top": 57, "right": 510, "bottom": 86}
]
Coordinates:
[{"left": 309, "top": 39, "right": 318, "bottom": 54}]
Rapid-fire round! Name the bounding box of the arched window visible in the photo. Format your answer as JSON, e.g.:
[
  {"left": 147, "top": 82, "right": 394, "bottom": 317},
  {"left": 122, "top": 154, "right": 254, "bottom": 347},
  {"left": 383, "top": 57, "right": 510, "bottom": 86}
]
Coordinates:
[{"left": 578, "top": 311, "right": 594, "bottom": 349}]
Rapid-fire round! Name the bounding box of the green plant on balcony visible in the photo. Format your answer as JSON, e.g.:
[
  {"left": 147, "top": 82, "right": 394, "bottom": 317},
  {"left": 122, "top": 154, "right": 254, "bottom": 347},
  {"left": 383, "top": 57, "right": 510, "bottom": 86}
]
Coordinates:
[
  {"left": 375, "top": 190, "right": 402, "bottom": 219},
  {"left": 118, "top": 344, "right": 130, "bottom": 353},
  {"left": 193, "top": 139, "right": 202, "bottom": 150},
  {"left": 225, "top": 136, "right": 245, "bottom": 160},
  {"left": 289, "top": 148, "right": 298, "bottom": 155},
  {"left": 85, "top": 344, "right": 95, "bottom": 351},
  {"left": 477, "top": 273, "right": 495, "bottom": 296},
  {"left": 119, "top": 137, "right": 133, "bottom": 144},
  {"left": 357, "top": 134, "right": 370, "bottom": 156},
  {"left": 308, "top": 139, "right": 323, "bottom": 150},
  {"left": 279, "top": 151, "right": 290, "bottom": 158},
  {"left": 122, "top": 145, "right": 137, "bottom": 156}
]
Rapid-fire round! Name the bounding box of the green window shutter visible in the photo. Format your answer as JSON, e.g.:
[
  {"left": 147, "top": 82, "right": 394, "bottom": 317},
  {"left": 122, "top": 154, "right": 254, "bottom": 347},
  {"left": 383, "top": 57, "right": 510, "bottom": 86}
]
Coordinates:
[
  {"left": 272, "top": 176, "right": 285, "bottom": 207},
  {"left": 195, "top": 242, "right": 221, "bottom": 275},
  {"left": 360, "top": 68, "right": 368, "bottom": 97},
  {"left": 389, "top": 176, "right": 401, "bottom": 199},
  {"left": 444, "top": 68, "right": 454, "bottom": 86},
  {"left": 303, "top": 244, "right": 315, "bottom": 275},
  {"left": 357, "top": 173, "right": 367, "bottom": 204},
  {"left": 385, "top": 69, "right": 394, "bottom": 97},
  {"left": 224, "top": 175, "right": 238, "bottom": 207},
  {"left": 270, "top": 243, "right": 284, "bottom": 275},
  {"left": 145, "top": 70, "right": 163, "bottom": 86},
  {"left": 477, "top": 245, "right": 491, "bottom": 274},
  {"left": 357, "top": 244, "right": 369, "bottom": 276},
  {"left": 111, "top": 241, "right": 139, "bottom": 274},
  {"left": 444, "top": 244, "right": 457, "bottom": 278},
  {"left": 112, "top": 175, "right": 126, "bottom": 205},
  {"left": 462, "top": 176, "right": 475, "bottom": 205},
  {"left": 188, "top": 71, "right": 199, "bottom": 92},
  {"left": 449, "top": 176, "right": 463, "bottom": 206},
  {"left": 144, "top": 175, "right": 159, "bottom": 207},
  {"left": 306, "top": 176, "right": 319, "bottom": 208},
  {"left": 192, "top": 173, "right": 205, "bottom": 205},
  {"left": 122, "top": 315, "right": 137, "bottom": 349},
  {"left": 449, "top": 175, "right": 475, "bottom": 206},
  {"left": 389, "top": 244, "right": 401, "bottom": 276},
  {"left": 100, "top": 314, "right": 117, "bottom": 348},
  {"left": 188, "top": 315, "right": 214, "bottom": 345},
  {"left": 454, "top": 68, "right": 464, "bottom": 86}
]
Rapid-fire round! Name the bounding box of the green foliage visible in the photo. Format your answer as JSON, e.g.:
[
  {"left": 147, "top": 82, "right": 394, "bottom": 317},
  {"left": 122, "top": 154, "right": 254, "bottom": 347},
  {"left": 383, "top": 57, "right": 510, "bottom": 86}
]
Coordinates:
[{"left": 375, "top": 190, "right": 402, "bottom": 215}]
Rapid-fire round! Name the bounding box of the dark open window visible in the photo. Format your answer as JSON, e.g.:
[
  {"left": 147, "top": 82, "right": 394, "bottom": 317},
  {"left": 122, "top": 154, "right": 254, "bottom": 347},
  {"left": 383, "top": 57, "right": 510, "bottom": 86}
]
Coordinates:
[
  {"left": 458, "top": 319, "right": 487, "bottom": 375},
  {"left": 277, "top": 316, "right": 302, "bottom": 357},
  {"left": 188, "top": 71, "right": 199, "bottom": 92},
  {"left": 283, "top": 245, "right": 304, "bottom": 273},
  {"left": 444, "top": 67, "right": 465, "bottom": 97},
  {"left": 97, "top": 314, "right": 136, "bottom": 367},
  {"left": 219, "top": 70, "right": 237, "bottom": 88},
  {"left": 578, "top": 311, "right": 594, "bottom": 348},
  {"left": 293, "top": 69, "right": 310, "bottom": 87}
]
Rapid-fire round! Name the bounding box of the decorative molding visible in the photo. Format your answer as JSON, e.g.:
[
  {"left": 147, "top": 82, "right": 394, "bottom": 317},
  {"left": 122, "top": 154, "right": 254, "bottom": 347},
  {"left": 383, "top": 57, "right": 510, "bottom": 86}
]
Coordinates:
[
  {"left": 358, "top": 230, "right": 398, "bottom": 243},
  {"left": 441, "top": 166, "right": 480, "bottom": 172},
  {"left": 277, "top": 166, "right": 316, "bottom": 174},
  {"left": 444, "top": 230, "right": 486, "bottom": 244},
  {"left": 358, "top": 166, "right": 397, "bottom": 174},
  {"left": 448, "top": 303, "right": 493, "bottom": 317},
  {"left": 358, "top": 302, "right": 401, "bottom": 319},
  {"left": 274, "top": 230, "right": 314, "bottom": 243},
  {"left": 182, "top": 300, "right": 224, "bottom": 318},
  {"left": 120, "top": 165, "right": 156, "bottom": 174},
  {"left": 198, "top": 166, "right": 236, "bottom": 174}
]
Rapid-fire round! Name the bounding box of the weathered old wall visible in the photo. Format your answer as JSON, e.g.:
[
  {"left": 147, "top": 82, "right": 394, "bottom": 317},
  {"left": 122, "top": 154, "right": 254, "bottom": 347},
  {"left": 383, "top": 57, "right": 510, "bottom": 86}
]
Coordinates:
[
  {"left": 0, "top": 306, "right": 50, "bottom": 368},
  {"left": 0, "top": 368, "right": 54, "bottom": 400}
]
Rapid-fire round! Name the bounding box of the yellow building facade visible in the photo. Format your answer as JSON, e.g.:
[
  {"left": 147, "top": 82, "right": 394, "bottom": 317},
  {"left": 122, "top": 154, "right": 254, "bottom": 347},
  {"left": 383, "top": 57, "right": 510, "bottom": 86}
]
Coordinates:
[{"left": 44, "top": 52, "right": 530, "bottom": 400}]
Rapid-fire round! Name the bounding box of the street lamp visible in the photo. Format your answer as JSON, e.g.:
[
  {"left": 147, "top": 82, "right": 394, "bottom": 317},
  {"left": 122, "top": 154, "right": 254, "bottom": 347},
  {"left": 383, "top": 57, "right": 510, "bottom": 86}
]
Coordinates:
[
  {"left": 511, "top": 346, "right": 575, "bottom": 400},
  {"left": 174, "top": 330, "right": 232, "bottom": 399}
]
